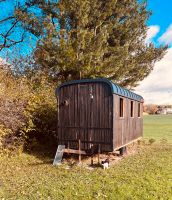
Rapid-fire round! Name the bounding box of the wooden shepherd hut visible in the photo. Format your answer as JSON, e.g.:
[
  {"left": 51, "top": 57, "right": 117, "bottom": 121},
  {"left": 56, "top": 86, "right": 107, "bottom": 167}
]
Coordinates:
[{"left": 56, "top": 78, "right": 144, "bottom": 154}]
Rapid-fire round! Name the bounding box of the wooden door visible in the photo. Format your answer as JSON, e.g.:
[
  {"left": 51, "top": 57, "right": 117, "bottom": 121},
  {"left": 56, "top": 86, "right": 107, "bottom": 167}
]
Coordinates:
[{"left": 58, "top": 82, "right": 113, "bottom": 152}]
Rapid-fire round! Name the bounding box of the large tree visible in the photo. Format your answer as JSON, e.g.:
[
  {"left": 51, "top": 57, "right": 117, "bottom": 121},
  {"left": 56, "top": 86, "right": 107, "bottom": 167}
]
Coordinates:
[{"left": 5, "top": 0, "right": 168, "bottom": 87}]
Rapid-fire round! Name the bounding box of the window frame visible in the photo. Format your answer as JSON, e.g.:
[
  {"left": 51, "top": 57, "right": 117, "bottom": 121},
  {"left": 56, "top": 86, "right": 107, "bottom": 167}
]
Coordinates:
[
  {"left": 130, "top": 101, "right": 134, "bottom": 118},
  {"left": 119, "top": 97, "right": 124, "bottom": 118},
  {"left": 138, "top": 103, "right": 141, "bottom": 118}
]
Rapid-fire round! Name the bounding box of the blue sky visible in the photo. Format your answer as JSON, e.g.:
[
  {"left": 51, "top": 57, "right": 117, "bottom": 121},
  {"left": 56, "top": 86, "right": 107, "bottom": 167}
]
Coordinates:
[
  {"left": 136, "top": 0, "right": 172, "bottom": 104},
  {"left": 0, "top": 0, "right": 172, "bottom": 104},
  {"left": 0, "top": 0, "right": 37, "bottom": 58},
  {"left": 147, "top": 0, "right": 172, "bottom": 46}
]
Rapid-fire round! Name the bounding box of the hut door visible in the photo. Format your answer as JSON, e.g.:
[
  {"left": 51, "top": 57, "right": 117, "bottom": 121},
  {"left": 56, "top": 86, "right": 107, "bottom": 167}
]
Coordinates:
[
  {"left": 78, "top": 84, "right": 93, "bottom": 149},
  {"left": 58, "top": 82, "right": 113, "bottom": 152}
]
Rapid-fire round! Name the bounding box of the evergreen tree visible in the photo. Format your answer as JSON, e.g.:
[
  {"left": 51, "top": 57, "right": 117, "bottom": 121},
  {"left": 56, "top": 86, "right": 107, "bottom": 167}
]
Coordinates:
[{"left": 14, "top": 0, "right": 167, "bottom": 87}]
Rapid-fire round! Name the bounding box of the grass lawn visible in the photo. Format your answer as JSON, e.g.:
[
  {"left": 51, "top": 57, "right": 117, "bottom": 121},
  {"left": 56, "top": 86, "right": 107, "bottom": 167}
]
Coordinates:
[
  {"left": 144, "top": 114, "right": 172, "bottom": 143},
  {"left": 0, "top": 115, "right": 172, "bottom": 200},
  {"left": 0, "top": 144, "right": 172, "bottom": 200}
]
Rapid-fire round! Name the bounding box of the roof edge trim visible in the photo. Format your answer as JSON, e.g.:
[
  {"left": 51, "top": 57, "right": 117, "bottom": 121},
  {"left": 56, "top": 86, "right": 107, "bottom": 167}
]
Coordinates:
[{"left": 56, "top": 78, "right": 144, "bottom": 102}]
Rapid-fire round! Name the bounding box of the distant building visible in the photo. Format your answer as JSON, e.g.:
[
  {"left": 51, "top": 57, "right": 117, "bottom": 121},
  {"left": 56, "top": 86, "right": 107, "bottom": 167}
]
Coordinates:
[
  {"left": 156, "top": 107, "right": 172, "bottom": 115},
  {"left": 156, "top": 109, "right": 166, "bottom": 115},
  {"left": 166, "top": 108, "right": 172, "bottom": 114}
]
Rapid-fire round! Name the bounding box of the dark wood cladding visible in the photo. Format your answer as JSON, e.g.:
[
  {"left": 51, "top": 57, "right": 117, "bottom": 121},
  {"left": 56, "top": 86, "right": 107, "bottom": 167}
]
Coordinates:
[
  {"left": 57, "top": 81, "right": 143, "bottom": 153},
  {"left": 113, "top": 95, "right": 143, "bottom": 149},
  {"left": 58, "top": 82, "right": 113, "bottom": 152}
]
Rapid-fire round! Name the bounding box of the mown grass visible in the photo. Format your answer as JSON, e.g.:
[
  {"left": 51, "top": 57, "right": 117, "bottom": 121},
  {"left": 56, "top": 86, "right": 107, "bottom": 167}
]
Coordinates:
[
  {"left": 0, "top": 144, "right": 172, "bottom": 200},
  {"left": 144, "top": 114, "right": 172, "bottom": 143},
  {"left": 0, "top": 115, "right": 172, "bottom": 200}
]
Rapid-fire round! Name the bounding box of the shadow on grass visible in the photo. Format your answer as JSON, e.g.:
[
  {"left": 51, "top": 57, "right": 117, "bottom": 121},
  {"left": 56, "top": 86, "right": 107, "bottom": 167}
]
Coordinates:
[
  {"left": 23, "top": 135, "right": 58, "bottom": 163},
  {"left": 24, "top": 142, "right": 105, "bottom": 169},
  {"left": 23, "top": 134, "right": 140, "bottom": 168}
]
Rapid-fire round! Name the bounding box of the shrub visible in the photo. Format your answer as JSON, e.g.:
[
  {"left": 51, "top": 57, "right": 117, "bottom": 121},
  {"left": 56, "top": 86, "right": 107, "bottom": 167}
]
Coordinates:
[
  {"left": 22, "top": 83, "right": 57, "bottom": 144},
  {"left": 0, "top": 64, "right": 58, "bottom": 152}
]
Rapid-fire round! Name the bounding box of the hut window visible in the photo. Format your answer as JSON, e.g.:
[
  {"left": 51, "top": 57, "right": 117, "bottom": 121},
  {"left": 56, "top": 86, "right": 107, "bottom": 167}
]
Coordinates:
[
  {"left": 138, "top": 103, "right": 141, "bottom": 117},
  {"left": 119, "top": 98, "right": 124, "bottom": 117},
  {"left": 131, "top": 101, "right": 134, "bottom": 117}
]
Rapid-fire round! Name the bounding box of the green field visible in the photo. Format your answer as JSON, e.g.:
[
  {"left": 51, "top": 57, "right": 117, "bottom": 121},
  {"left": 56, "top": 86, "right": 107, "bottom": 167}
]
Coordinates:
[
  {"left": 144, "top": 114, "right": 172, "bottom": 143},
  {"left": 0, "top": 115, "right": 172, "bottom": 199}
]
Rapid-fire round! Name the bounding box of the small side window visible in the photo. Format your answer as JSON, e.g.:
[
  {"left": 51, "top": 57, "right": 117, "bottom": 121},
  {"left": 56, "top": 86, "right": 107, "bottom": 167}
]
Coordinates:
[
  {"left": 131, "top": 101, "right": 134, "bottom": 117},
  {"left": 138, "top": 103, "right": 141, "bottom": 117},
  {"left": 119, "top": 98, "right": 124, "bottom": 117}
]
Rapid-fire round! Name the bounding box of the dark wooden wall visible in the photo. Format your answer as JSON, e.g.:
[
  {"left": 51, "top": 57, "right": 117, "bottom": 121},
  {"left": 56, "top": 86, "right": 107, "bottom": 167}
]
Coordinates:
[
  {"left": 57, "top": 82, "right": 143, "bottom": 153},
  {"left": 57, "top": 82, "right": 113, "bottom": 152},
  {"left": 112, "top": 94, "right": 143, "bottom": 149}
]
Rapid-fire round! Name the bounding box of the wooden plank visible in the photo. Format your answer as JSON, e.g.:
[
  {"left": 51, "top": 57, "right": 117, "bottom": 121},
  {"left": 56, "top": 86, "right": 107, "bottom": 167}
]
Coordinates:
[
  {"left": 63, "top": 148, "right": 87, "bottom": 155},
  {"left": 78, "top": 139, "right": 81, "bottom": 163},
  {"left": 59, "top": 139, "right": 111, "bottom": 145},
  {"left": 58, "top": 126, "right": 111, "bottom": 130}
]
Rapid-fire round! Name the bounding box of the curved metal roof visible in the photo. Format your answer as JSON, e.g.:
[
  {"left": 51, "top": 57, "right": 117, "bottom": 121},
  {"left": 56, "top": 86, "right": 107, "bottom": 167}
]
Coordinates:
[{"left": 56, "top": 78, "right": 144, "bottom": 102}]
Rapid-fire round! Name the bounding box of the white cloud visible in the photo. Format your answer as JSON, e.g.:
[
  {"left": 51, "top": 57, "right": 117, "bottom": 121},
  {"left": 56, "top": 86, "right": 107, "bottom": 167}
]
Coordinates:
[
  {"left": 135, "top": 48, "right": 172, "bottom": 105},
  {"left": 0, "top": 57, "right": 3, "bottom": 65},
  {"left": 159, "top": 24, "right": 172, "bottom": 46},
  {"left": 145, "top": 25, "right": 160, "bottom": 44},
  {"left": 0, "top": 57, "right": 9, "bottom": 66}
]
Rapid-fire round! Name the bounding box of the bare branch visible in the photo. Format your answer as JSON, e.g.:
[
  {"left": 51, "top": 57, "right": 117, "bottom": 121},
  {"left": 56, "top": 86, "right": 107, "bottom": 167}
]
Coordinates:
[
  {"left": 4, "top": 20, "right": 19, "bottom": 37},
  {"left": 0, "top": 20, "right": 26, "bottom": 51},
  {"left": 0, "top": 0, "right": 26, "bottom": 51},
  {"left": 0, "top": 34, "right": 25, "bottom": 51},
  {"left": 0, "top": 16, "right": 14, "bottom": 24}
]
